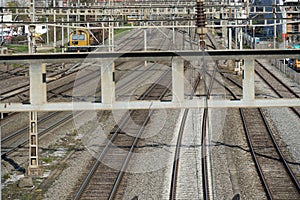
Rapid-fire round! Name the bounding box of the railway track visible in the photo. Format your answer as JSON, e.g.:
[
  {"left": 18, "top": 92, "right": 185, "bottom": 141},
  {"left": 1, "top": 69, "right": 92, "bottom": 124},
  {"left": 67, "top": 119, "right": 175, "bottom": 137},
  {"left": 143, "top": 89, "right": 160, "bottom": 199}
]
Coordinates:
[
  {"left": 204, "top": 53, "right": 300, "bottom": 199},
  {"left": 241, "top": 107, "right": 300, "bottom": 199},
  {"left": 254, "top": 59, "right": 300, "bottom": 118},
  {"left": 1, "top": 112, "right": 74, "bottom": 156},
  {"left": 168, "top": 75, "right": 211, "bottom": 200},
  {"left": 71, "top": 28, "right": 183, "bottom": 199},
  {"left": 1, "top": 27, "right": 218, "bottom": 199},
  {"left": 217, "top": 62, "right": 300, "bottom": 200},
  {"left": 0, "top": 64, "right": 28, "bottom": 81},
  {"left": 0, "top": 63, "right": 76, "bottom": 102},
  {"left": 71, "top": 68, "right": 172, "bottom": 200},
  {"left": 1, "top": 27, "right": 167, "bottom": 158},
  {"left": 1, "top": 58, "right": 158, "bottom": 157},
  {"left": 169, "top": 35, "right": 217, "bottom": 199}
]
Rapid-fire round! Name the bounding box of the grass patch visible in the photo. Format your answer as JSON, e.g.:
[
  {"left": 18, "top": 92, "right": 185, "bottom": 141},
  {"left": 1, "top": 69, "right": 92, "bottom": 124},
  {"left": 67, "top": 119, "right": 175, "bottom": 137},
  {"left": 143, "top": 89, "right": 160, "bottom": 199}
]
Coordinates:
[
  {"left": 3, "top": 173, "right": 11, "bottom": 181},
  {"left": 41, "top": 157, "right": 53, "bottom": 164},
  {"left": 5, "top": 45, "right": 28, "bottom": 53}
]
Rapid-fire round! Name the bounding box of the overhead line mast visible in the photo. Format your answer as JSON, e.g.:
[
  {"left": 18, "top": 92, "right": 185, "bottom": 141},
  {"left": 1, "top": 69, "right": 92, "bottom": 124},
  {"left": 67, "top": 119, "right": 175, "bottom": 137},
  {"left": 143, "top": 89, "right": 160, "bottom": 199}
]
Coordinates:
[{"left": 28, "top": 0, "right": 44, "bottom": 176}]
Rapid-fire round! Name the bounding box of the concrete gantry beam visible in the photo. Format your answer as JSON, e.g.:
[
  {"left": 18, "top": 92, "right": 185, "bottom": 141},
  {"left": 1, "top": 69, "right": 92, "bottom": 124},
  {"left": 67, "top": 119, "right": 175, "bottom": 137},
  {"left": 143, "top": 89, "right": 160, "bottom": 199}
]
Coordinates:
[
  {"left": 1, "top": 99, "right": 300, "bottom": 112},
  {"left": 1, "top": 50, "right": 300, "bottom": 64},
  {"left": 1, "top": 53, "right": 299, "bottom": 112}
]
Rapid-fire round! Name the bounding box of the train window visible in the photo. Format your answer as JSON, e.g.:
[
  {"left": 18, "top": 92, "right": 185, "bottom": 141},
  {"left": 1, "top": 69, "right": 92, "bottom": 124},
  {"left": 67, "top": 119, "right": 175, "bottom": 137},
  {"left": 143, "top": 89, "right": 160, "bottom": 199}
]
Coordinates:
[
  {"left": 72, "top": 35, "right": 79, "bottom": 40},
  {"left": 79, "top": 34, "right": 85, "bottom": 40}
]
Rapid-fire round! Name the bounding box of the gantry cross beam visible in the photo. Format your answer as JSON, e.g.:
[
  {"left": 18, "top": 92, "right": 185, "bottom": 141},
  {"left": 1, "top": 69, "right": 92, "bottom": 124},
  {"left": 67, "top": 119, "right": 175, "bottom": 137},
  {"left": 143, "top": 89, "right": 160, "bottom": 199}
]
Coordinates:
[{"left": 0, "top": 49, "right": 300, "bottom": 113}]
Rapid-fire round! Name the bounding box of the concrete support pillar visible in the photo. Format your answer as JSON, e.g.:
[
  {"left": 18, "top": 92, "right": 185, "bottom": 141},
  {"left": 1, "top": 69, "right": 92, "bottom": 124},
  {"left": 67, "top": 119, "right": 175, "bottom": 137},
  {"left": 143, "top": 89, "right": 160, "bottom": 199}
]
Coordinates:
[
  {"left": 28, "top": 63, "right": 46, "bottom": 176},
  {"left": 30, "top": 63, "right": 47, "bottom": 105},
  {"left": 172, "top": 58, "right": 184, "bottom": 102},
  {"left": 101, "top": 61, "right": 115, "bottom": 104},
  {"left": 28, "top": 111, "right": 43, "bottom": 176},
  {"left": 243, "top": 59, "right": 255, "bottom": 100}
]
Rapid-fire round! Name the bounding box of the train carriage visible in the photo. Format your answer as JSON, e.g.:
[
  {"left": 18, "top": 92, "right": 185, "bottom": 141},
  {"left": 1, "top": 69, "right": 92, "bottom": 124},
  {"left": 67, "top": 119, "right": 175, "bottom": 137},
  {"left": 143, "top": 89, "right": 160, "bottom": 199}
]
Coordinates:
[{"left": 67, "top": 28, "right": 108, "bottom": 52}]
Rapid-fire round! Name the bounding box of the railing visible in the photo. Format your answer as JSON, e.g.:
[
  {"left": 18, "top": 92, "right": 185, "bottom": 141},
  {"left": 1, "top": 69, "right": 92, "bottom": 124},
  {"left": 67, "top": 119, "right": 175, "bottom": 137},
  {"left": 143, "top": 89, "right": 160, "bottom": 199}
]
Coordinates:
[{"left": 271, "top": 59, "right": 300, "bottom": 84}]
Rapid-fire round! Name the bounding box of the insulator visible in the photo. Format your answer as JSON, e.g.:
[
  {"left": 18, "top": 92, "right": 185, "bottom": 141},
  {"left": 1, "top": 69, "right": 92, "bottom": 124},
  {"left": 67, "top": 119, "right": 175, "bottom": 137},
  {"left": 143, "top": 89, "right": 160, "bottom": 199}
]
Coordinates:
[{"left": 196, "top": 1, "right": 205, "bottom": 28}]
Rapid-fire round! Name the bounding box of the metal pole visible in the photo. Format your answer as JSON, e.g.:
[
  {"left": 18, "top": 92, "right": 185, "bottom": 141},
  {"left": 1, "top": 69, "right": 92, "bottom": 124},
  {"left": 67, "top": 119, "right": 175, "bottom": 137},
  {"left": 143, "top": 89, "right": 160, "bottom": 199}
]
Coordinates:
[
  {"left": 273, "top": 0, "right": 277, "bottom": 49},
  {"left": 1, "top": 3, "right": 3, "bottom": 44},
  {"left": 0, "top": 84, "right": 2, "bottom": 200},
  {"left": 62, "top": 18, "right": 64, "bottom": 53},
  {"left": 144, "top": 28, "right": 147, "bottom": 51},
  {"left": 46, "top": 0, "right": 49, "bottom": 45},
  {"left": 53, "top": 16, "right": 56, "bottom": 52},
  {"left": 67, "top": 12, "right": 70, "bottom": 47}
]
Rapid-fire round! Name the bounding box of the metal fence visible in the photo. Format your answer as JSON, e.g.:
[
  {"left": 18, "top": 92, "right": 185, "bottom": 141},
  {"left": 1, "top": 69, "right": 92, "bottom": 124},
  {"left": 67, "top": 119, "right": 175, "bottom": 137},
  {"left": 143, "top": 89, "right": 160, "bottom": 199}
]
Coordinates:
[{"left": 270, "top": 59, "right": 300, "bottom": 84}]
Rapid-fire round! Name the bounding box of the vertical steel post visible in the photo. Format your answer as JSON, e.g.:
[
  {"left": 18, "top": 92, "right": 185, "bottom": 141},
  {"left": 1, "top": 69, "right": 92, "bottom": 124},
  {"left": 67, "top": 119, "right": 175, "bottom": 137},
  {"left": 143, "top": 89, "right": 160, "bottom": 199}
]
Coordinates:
[
  {"left": 228, "top": 28, "right": 232, "bottom": 50},
  {"left": 28, "top": 0, "right": 36, "bottom": 54},
  {"left": 109, "top": 19, "right": 114, "bottom": 52},
  {"left": 54, "top": 9, "right": 57, "bottom": 53},
  {"left": 144, "top": 28, "right": 147, "bottom": 51},
  {"left": 273, "top": 1, "right": 277, "bottom": 49},
  {"left": 0, "top": 81, "right": 2, "bottom": 197},
  {"left": 62, "top": 18, "right": 64, "bottom": 53},
  {"left": 243, "top": 59, "right": 255, "bottom": 101},
  {"left": 46, "top": 0, "right": 49, "bottom": 45}
]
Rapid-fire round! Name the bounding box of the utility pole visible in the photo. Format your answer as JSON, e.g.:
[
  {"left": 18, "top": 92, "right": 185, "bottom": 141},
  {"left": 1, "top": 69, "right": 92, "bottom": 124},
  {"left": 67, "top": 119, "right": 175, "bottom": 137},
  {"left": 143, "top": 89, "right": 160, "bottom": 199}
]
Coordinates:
[
  {"left": 27, "top": 0, "right": 44, "bottom": 177},
  {"left": 46, "top": 0, "right": 49, "bottom": 45},
  {"left": 28, "top": 0, "right": 37, "bottom": 54},
  {"left": 273, "top": 0, "right": 277, "bottom": 49}
]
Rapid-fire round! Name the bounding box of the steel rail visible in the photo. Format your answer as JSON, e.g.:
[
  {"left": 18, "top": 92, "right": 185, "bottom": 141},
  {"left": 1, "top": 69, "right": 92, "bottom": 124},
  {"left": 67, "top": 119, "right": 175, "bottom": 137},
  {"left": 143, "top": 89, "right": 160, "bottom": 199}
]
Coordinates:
[
  {"left": 108, "top": 36, "right": 174, "bottom": 197},
  {"left": 218, "top": 65, "right": 300, "bottom": 199},
  {"left": 2, "top": 113, "right": 74, "bottom": 156},
  {"left": 169, "top": 30, "right": 201, "bottom": 199},
  {"left": 254, "top": 60, "right": 300, "bottom": 119},
  {"left": 109, "top": 80, "right": 171, "bottom": 200},
  {"left": 239, "top": 109, "right": 273, "bottom": 200},
  {"left": 169, "top": 71, "right": 201, "bottom": 199},
  {"left": 221, "top": 61, "right": 272, "bottom": 198},
  {"left": 255, "top": 60, "right": 300, "bottom": 98},
  {"left": 1, "top": 112, "right": 57, "bottom": 144},
  {"left": 74, "top": 31, "right": 175, "bottom": 199},
  {"left": 73, "top": 68, "right": 171, "bottom": 200},
  {"left": 0, "top": 62, "right": 81, "bottom": 102},
  {"left": 1, "top": 61, "right": 103, "bottom": 156},
  {"left": 201, "top": 70, "right": 217, "bottom": 200},
  {"left": 258, "top": 108, "right": 300, "bottom": 192}
]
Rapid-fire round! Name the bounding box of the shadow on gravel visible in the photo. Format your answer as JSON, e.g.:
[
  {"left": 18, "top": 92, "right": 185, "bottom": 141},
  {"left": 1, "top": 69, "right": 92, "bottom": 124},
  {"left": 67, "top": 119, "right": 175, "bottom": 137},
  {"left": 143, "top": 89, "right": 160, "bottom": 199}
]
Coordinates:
[
  {"left": 213, "top": 140, "right": 300, "bottom": 166},
  {"left": 1, "top": 154, "right": 25, "bottom": 173}
]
